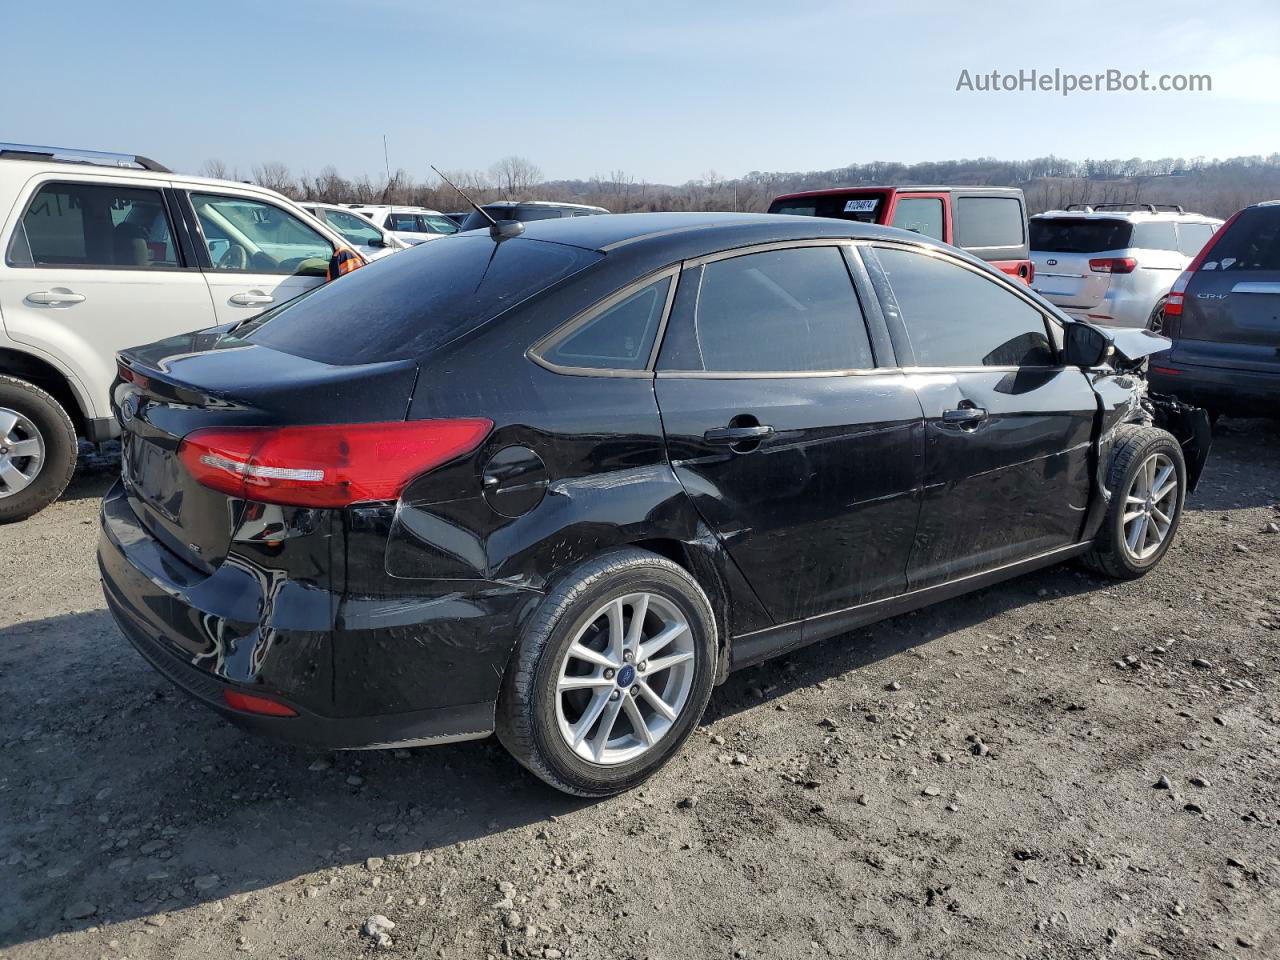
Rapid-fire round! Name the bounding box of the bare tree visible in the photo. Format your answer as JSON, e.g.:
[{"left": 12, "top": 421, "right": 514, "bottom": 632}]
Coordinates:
[
  {"left": 251, "top": 161, "right": 295, "bottom": 195},
  {"left": 201, "top": 158, "right": 234, "bottom": 180},
  {"left": 489, "top": 156, "right": 543, "bottom": 197}
]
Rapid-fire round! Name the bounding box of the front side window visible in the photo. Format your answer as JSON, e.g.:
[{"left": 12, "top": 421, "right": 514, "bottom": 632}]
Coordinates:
[
  {"left": 191, "top": 193, "right": 333, "bottom": 276},
  {"left": 659, "top": 246, "right": 874, "bottom": 373},
  {"left": 871, "top": 246, "right": 1055, "bottom": 368},
  {"left": 955, "top": 196, "right": 1025, "bottom": 249},
  {"left": 891, "top": 197, "right": 944, "bottom": 240},
  {"left": 6, "top": 181, "right": 178, "bottom": 269},
  {"left": 321, "top": 208, "right": 383, "bottom": 245},
  {"left": 540, "top": 276, "right": 672, "bottom": 371}
]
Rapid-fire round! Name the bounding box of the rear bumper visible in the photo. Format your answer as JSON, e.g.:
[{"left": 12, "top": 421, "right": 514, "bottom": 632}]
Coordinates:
[
  {"left": 97, "top": 480, "right": 534, "bottom": 749},
  {"left": 1149, "top": 360, "right": 1280, "bottom": 415}
]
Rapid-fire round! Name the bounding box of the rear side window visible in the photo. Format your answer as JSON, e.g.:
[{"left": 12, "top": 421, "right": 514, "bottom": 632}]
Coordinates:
[
  {"left": 6, "top": 181, "right": 179, "bottom": 269},
  {"left": 1176, "top": 222, "right": 1215, "bottom": 258},
  {"left": 659, "top": 246, "right": 874, "bottom": 372},
  {"left": 767, "top": 192, "right": 888, "bottom": 223},
  {"left": 1030, "top": 218, "right": 1132, "bottom": 253},
  {"left": 1202, "top": 206, "right": 1280, "bottom": 271},
  {"left": 891, "top": 197, "right": 944, "bottom": 240},
  {"left": 539, "top": 275, "right": 672, "bottom": 371},
  {"left": 1130, "top": 221, "right": 1178, "bottom": 251},
  {"left": 239, "top": 236, "right": 602, "bottom": 365},
  {"left": 954, "top": 197, "right": 1024, "bottom": 248},
  {"left": 871, "top": 246, "right": 1054, "bottom": 368}
]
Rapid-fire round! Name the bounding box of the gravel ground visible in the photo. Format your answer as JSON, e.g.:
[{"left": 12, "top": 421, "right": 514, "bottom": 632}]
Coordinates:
[{"left": 2, "top": 420, "right": 1278, "bottom": 960}]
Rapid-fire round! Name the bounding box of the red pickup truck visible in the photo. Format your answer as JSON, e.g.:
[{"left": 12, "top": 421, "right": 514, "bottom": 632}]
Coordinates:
[{"left": 767, "top": 185, "right": 1034, "bottom": 285}]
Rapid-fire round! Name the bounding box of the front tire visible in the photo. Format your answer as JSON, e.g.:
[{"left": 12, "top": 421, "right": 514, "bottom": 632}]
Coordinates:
[
  {"left": 1082, "top": 425, "right": 1186, "bottom": 580},
  {"left": 0, "top": 376, "right": 77, "bottom": 523},
  {"left": 496, "top": 548, "right": 718, "bottom": 797}
]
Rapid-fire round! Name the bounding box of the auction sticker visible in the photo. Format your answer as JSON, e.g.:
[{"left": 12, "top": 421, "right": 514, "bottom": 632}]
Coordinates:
[{"left": 843, "top": 198, "right": 879, "bottom": 213}]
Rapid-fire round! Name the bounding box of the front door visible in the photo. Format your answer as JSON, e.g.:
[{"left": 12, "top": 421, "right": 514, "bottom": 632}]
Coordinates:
[
  {"left": 180, "top": 191, "right": 335, "bottom": 325},
  {"left": 0, "top": 176, "right": 216, "bottom": 421},
  {"left": 860, "top": 243, "right": 1098, "bottom": 588},
  {"left": 654, "top": 243, "right": 923, "bottom": 625}
]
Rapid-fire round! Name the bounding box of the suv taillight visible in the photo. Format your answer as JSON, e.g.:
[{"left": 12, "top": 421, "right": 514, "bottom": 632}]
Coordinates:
[
  {"left": 1166, "top": 209, "right": 1243, "bottom": 316},
  {"left": 178, "top": 419, "right": 493, "bottom": 507},
  {"left": 1089, "top": 257, "right": 1137, "bottom": 274}
]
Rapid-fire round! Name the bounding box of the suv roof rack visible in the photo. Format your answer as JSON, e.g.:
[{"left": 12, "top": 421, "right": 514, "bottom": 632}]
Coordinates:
[
  {"left": 0, "top": 143, "right": 171, "bottom": 173},
  {"left": 1064, "top": 203, "right": 1094, "bottom": 212},
  {"left": 1090, "top": 202, "right": 1185, "bottom": 214}
]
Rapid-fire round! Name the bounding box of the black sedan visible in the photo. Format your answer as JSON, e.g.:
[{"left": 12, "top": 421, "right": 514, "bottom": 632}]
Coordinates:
[{"left": 98, "top": 213, "right": 1210, "bottom": 796}]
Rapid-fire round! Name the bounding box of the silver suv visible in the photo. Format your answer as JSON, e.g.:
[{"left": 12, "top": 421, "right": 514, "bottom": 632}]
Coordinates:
[{"left": 1030, "top": 204, "right": 1222, "bottom": 327}]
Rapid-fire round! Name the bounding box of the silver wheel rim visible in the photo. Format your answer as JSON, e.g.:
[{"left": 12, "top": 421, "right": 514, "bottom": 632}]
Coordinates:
[
  {"left": 555, "top": 592, "right": 696, "bottom": 766},
  {"left": 0, "top": 407, "right": 45, "bottom": 500},
  {"left": 1122, "top": 452, "right": 1178, "bottom": 561}
]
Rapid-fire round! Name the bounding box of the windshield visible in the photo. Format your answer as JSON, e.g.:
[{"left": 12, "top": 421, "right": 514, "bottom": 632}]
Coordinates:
[
  {"left": 1030, "top": 218, "right": 1132, "bottom": 253},
  {"left": 234, "top": 235, "right": 602, "bottom": 365}
]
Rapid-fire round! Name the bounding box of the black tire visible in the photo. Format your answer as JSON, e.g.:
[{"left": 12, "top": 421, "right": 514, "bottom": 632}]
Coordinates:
[
  {"left": 1081, "top": 424, "right": 1186, "bottom": 580},
  {"left": 0, "top": 376, "right": 78, "bottom": 523},
  {"left": 496, "top": 548, "right": 718, "bottom": 797}
]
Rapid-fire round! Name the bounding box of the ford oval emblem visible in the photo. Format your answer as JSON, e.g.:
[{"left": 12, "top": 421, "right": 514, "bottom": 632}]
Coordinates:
[
  {"left": 1047, "top": 258, "right": 1058, "bottom": 266},
  {"left": 121, "top": 394, "right": 138, "bottom": 423}
]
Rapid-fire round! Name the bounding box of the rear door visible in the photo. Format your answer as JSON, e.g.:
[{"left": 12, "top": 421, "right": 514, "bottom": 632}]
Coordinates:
[
  {"left": 0, "top": 174, "right": 216, "bottom": 421},
  {"left": 1175, "top": 204, "right": 1280, "bottom": 373},
  {"left": 1031, "top": 217, "right": 1131, "bottom": 309},
  {"left": 860, "top": 243, "right": 1097, "bottom": 587},
  {"left": 179, "top": 189, "right": 336, "bottom": 324},
  {"left": 654, "top": 242, "right": 923, "bottom": 625}
]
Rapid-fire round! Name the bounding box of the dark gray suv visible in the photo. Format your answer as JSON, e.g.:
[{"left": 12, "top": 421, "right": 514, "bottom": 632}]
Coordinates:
[{"left": 1151, "top": 201, "right": 1280, "bottom": 416}]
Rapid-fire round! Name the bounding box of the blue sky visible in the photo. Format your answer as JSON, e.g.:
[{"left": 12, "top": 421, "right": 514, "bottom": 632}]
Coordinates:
[{"left": 8, "top": 0, "right": 1279, "bottom": 184}]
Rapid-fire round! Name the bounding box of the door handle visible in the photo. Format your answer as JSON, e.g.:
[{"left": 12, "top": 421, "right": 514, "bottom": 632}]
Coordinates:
[
  {"left": 704, "top": 425, "right": 774, "bottom": 444},
  {"left": 941, "top": 407, "right": 988, "bottom": 428},
  {"left": 229, "top": 292, "right": 274, "bottom": 306},
  {"left": 26, "top": 290, "right": 85, "bottom": 306}
]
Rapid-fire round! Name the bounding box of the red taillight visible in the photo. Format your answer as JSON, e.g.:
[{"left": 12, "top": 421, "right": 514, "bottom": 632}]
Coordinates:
[
  {"left": 1164, "top": 209, "right": 1243, "bottom": 318},
  {"left": 1186, "top": 209, "right": 1241, "bottom": 273},
  {"left": 178, "top": 419, "right": 493, "bottom": 508},
  {"left": 1164, "top": 287, "right": 1186, "bottom": 316},
  {"left": 222, "top": 688, "right": 297, "bottom": 717},
  {"left": 116, "top": 363, "right": 149, "bottom": 390},
  {"left": 1150, "top": 366, "right": 1181, "bottom": 376},
  {"left": 1089, "top": 257, "right": 1137, "bottom": 274}
]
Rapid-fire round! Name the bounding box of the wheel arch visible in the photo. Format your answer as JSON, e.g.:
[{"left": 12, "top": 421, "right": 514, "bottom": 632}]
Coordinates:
[{"left": 0, "top": 347, "right": 89, "bottom": 436}]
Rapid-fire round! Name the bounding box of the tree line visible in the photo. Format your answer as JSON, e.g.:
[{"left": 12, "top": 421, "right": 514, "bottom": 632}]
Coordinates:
[{"left": 201, "top": 153, "right": 1280, "bottom": 220}]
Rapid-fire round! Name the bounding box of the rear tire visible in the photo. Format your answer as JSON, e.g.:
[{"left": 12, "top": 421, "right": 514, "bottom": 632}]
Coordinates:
[
  {"left": 0, "top": 376, "right": 77, "bottom": 523},
  {"left": 1081, "top": 425, "right": 1185, "bottom": 580},
  {"left": 496, "top": 548, "right": 717, "bottom": 797}
]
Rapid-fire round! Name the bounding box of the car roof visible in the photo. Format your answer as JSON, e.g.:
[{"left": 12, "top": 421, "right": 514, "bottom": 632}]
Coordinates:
[
  {"left": 497, "top": 211, "right": 948, "bottom": 259},
  {"left": 484, "top": 200, "right": 609, "bottom": 212},
  {"left": 1032, "top": 210, "right": 1221, "bottom": 223},
  {"left": 773, "top": 185, "right": 1025, "bottom": 201}
]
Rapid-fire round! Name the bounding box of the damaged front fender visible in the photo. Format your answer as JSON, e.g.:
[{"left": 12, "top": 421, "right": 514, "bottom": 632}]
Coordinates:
[{"left": 1148, "top": 392, "right": 1213, "bottom": 491}]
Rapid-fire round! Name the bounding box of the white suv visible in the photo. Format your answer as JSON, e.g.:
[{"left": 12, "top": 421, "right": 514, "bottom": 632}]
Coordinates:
[
  {"left": 1030, "top": 204, "right": 1222, "bottom": 328},
  {"left": 0, "top": 143, "right": 361, "bottom": 521},
  {"left": 348, "top": 205, "right": 459, "bottom": 245},
  {"left": 298, "top": 201, "right": 406, "bottom": 260}
]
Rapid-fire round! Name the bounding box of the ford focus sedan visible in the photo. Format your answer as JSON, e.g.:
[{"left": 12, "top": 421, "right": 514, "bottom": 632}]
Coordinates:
[{"left": 98, "top": 213, "right": 1210, "bottom": 796}]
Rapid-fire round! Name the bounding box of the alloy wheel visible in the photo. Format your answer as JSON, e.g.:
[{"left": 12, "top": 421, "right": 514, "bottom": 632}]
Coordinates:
[
  {"left": 1121, "top": 452, "right": 1178, "bottom": 561},
  {"left": 555, "top": 592, "right": 696, "bottom": 765},
  {"left": 0, "top": 407, "right": 45, "bottom": 500}
]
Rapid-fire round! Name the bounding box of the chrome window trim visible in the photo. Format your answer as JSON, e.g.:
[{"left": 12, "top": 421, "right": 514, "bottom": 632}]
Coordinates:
[{"left": 526, "top": 265, "right": 680, "bottom": 378}]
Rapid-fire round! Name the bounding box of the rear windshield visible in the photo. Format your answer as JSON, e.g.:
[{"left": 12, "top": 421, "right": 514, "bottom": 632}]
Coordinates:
[
  {"left": 1204, "top": 206, "right": 1280, "bottom": 271},
  {"left": 767, "top": 192, "right": 889, "bottom": 223},
  {"left": 1030, "top": 218, "right": 1133, "bottom": 254},
  {"left": 237, "top": 236, "right": 602, "bottom": 365}
]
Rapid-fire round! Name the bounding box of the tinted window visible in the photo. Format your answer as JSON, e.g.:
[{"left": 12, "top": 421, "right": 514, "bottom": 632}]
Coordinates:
[
  {"left": 1176, "top": 222, "right": 1215, "bottom": 258},
  {"left": 891, "top": 197, "right": 944, "bottom": 240},
  {"left": 542, "top": 276, "right": 671, "bottom": 371},
  {"left": 767, "top": 192, "right": 887, "bottom": 223},
  {"left": 955, "top": 197, "right": 1024, "bottom": 248},
  {"left": 1206, "top": 206, "right": 1280, "bottom": 271},
  {"left": 238, "top": 236, "right": 601, "bottom": 365},
  {"left": 460, "top": 206, "right": 515, "bottom": 231},
  {"left": 872, "top": 246, "right": 1054, "bottom": 368},
  {"left": 420, "top": 214, "right": 458, "bottom": 234},
  {"left": 6, "top": 182, "right": 178, "bottom": 268},
  {"left": 386, "top": 212, "right": 420, "bottom": 231},
  {"left": 1030, "top": 218, "right": 1132, "bottom": 253},
  {"left": 660, "top": 246, "right": 873, "bottom": 372},
  {"left": 192, "top": 193, "right": 332, "bottom": 276},
  {"left": 1130, "top": 221, "right": 1178, "bottom": 251}
]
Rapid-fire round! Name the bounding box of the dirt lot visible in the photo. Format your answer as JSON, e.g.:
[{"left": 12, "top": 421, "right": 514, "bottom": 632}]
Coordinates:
[{"left": 1, "top": 420, "right": 1278, "bottom": 960}]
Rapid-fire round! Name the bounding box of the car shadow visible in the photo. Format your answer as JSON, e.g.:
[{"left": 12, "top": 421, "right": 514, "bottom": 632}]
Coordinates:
[{"left": 0, "top": 557, "right": 1113, "bottom": 947}]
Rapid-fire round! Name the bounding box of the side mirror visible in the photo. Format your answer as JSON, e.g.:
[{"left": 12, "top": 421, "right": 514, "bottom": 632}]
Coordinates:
[
  {"left": 1064, "top": 322, "right": 1114, "bottom": 367},
  {"left": 366, "top": 236, "right": 388, "bottom": 248}
]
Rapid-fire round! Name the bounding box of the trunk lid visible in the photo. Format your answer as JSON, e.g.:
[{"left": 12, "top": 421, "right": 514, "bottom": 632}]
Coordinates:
[
  {"left": 1172, "top": 205, "right": 1280, "bottom": 372},
  {"left": 115, "top": 328, "right": 418, "bottom": 572}
]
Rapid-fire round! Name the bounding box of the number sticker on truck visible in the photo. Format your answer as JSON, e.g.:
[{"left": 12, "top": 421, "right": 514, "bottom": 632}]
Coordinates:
[{"left": 843, "top": 198, "right": 879, "bottom": 213}]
